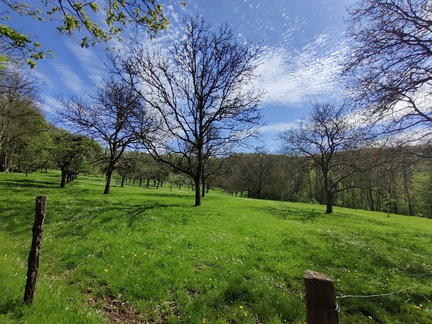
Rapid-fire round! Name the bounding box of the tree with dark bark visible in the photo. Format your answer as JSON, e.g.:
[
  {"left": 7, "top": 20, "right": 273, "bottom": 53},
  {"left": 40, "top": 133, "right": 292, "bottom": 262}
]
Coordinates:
[
  {"left": 279, "top": 104, "right": 365, "bottom": 214},
  {"left": 117, "top": 17, "right": 264, "bottom": 206},
  {"left": 344, "top": 0, "right": 432, "bottom": 143},
  {"left": 60, "top": 77, "right": 156, "bottom": 194},
  {"left": 49, "top": 129, "right": 99, "bottom": 188}
]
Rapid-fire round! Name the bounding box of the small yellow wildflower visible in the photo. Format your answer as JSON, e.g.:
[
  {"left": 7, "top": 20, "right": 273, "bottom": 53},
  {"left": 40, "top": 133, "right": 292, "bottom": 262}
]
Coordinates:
[
  {"left": 244, "top": 311, "right": 248, "bottom": 316},
  {"left": 133, "top": 253, "right": 137, "bottom": 257},
  {"left": 367, "top": 316, "right": 372, "bottom": 319},
  {"left": 121, "top": 256, "right": 125, "bottom": 259},
  {"left": 104, "top": 269, "right": 108, "bottom": 272},
  {"left": 413, "top": 305, "right": 421, "bottom": 309},
  {"left": 209, "top": 278, "right": 212, "bottom": 281},
  {"left": 239, "top": 305, "right": 243, "bottom": 309}
]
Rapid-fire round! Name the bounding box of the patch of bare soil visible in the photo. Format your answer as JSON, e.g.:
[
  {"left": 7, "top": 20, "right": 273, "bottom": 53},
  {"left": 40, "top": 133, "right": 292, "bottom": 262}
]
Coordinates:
[{"left": 84, "top": 289, "right": 178, "bottom": 324}]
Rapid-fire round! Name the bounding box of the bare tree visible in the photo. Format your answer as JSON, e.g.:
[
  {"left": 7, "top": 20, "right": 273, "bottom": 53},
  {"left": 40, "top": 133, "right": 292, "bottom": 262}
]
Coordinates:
[
  {"left": 117, "top": 17, "right": 264, "bottom": 206},
  {"left": 60, "top": 77, "right": 156, "bottom": 194},
  {"left": 344, "top": 0, "right": 432, "bottom": 143},
  {"left": 279, "top": 104, "right": 365, "bottom": 214}
]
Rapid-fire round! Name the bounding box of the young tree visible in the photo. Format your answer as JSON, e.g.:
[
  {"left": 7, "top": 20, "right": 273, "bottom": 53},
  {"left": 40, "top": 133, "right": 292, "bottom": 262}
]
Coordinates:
[
  {"left": 280, "top": 104, "right": 365, "bottom": 214},
  {"left": 0, "top": 0, "right": 173, "bottom": 67},
  {"left": 60, "top": 76, "right": 156, "bottom": 194},
  {"left": 344, "top": 0, "right": 432, "bottom": 142},
  {"left": 118, "top": 17, "right": 264, "bottom": 206},
  {"left": 49, "top": 129, "right": 100, "bottom": 188}
]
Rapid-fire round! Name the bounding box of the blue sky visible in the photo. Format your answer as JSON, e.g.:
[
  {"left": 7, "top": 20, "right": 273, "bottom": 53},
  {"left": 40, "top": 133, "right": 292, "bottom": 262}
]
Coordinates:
[{"left": 10, "top": 0, "right": 355, "bottom": 152}]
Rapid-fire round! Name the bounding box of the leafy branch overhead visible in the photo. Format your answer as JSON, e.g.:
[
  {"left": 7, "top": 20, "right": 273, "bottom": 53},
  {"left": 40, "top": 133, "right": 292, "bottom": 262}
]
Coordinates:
[{"left": 0, "top": 0, "right": 177, "bottom": 67}]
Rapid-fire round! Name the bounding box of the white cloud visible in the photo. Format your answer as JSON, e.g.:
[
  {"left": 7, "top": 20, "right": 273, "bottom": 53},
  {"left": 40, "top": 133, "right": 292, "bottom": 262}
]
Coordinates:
[
  {"left": 259, "top": 122, "right": 297, "bottom": 134},
  {"left": 52, "top": 63, "right": 86, "bottom": 93},
  {"left": 39, "top": 95, "right": 62, "bottom": 114},
  {"left": 64, "top": 39, "right": 105, "bottom": 86},
  {"left": 254, "top": 31, "right": 348, "bottom": 107}
]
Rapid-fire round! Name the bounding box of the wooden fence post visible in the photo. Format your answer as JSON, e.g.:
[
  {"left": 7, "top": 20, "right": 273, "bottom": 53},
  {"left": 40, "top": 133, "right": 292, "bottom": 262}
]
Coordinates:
[
  {"left": 24, "top": 196, "right": 47, "bottom": 304},
  {"left": 303, "top": 270, "right": 339, "bottom": 324}
]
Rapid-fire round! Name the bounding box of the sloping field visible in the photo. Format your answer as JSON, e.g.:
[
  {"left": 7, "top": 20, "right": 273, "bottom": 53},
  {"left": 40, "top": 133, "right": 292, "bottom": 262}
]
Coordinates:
[{"left": 0, "top": 172, "right": 431, "bottom": 323}]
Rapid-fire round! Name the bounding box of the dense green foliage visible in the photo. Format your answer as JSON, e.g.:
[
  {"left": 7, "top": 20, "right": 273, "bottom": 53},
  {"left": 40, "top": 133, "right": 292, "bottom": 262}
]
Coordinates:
[
  {"left": 1, "top": 171, "right": 431, "bottom": 323},
  {"left": 217, "top": 149, "right": 432, "bottom": 218}
]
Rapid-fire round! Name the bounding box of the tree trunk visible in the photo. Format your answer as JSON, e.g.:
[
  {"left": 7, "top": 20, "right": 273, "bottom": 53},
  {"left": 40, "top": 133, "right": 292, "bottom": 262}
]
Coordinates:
[
  {"left": 60, "top": 169, "right": 67, "bottom": 188},
  {"left": 194, "top": 175, "right": 201, "bottom": 206},
  {"left": 326, "top": 191, "right": 333, "bottom": 214},
  {"left": 201, "top": 175, "right": 206, "bottom": 197},
  {"left": 368, "top": 187, "right": 375, "bottom": 211},
  {"left": 104, "top": 168, "right": 113, "bottom": 194},
  {"left": 121, "top": 176, "right": 126, "bottom": 187}
]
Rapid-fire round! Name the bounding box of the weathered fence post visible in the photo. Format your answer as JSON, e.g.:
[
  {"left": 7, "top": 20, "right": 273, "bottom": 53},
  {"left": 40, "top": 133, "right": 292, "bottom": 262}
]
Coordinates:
[
  {"left": 24, "top": 196, "right": 47, "bottom": 304},
  {"left": 303, "top": 270, "right": 339, "bottom": 324}
]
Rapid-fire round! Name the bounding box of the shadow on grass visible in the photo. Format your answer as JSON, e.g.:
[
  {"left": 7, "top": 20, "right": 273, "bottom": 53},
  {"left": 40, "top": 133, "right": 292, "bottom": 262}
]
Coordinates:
[
  {"left": 255, "top": 206, "right": 324, "bottom": 222},
  {"left": 0, "top": 178, "right": 58, "bottom": 189},
  {"left": 0, "top": 298, "right": 25, "bottom": 321},
  {"left": 51, "top": 201, "right": 187, "bottom": 239},
  {"left": 121, "top": 202, "right": 185, "bottom": 227}
]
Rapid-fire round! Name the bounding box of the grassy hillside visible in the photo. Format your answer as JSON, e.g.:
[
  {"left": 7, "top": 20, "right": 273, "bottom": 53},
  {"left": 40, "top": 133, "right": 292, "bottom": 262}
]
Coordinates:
[{"left": 0, "top": 171, "right": 431, "bottom": 323}]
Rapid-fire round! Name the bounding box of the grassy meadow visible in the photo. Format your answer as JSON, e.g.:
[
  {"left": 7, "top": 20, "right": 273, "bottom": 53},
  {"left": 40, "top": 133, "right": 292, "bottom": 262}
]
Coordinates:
[{"left": 0, "top": 171, "right": 431, "bottom": 323}]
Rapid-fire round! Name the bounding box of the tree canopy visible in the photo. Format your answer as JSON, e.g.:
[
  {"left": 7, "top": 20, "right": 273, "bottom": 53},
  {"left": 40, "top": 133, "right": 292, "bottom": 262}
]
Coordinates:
[
  {"left": 0, "top": 0, "right": 175, "bottom": 67},
  {"left": 279, "top": 104, "right": 366, "bottom": 213},
  {"left": 116, "top": 16, "right": 264, "bottom": 206},
  {"left": 344, "top": 0, "right": 432, "bottom": 143},
  {"left": 59, "top": 76, "right": 156, "bottom": 194}
]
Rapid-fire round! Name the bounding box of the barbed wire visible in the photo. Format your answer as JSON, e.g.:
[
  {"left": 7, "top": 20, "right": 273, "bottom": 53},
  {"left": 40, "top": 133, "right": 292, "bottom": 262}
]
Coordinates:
[{"left": 337, "top": 285, "right": 428, "bottom": 299}]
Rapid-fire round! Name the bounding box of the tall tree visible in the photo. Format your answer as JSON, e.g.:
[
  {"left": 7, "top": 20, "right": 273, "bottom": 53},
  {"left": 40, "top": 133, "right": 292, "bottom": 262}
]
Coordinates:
[
  {"left": 117, "top": 17, "right": 263, "bottom": 206},
  {"left": 280, "top": 104, "right": 365, "bottom": 214},
  {"left": 344, "top": 0, "right": 432, "bottom": 143},
  {"left": 0, "top": 70, "right": 40, "bottom": 151},
  {"left": 60, "top": 76, "right": 156, "bottom": 194},
  {"left": 0, "top": 0, "right": 174, "bottom": 67}
]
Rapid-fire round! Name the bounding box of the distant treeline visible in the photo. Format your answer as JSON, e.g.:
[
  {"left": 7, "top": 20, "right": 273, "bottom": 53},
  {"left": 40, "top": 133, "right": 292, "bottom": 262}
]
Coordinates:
[{"left": 214, "top": 148, "right": 432, "bottom": 218}]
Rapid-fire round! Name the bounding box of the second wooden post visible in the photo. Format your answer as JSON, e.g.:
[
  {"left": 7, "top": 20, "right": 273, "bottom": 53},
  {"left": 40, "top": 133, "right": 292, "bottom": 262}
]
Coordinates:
[{"left": 303, "top": 270, "right": 339, "bottom": 324}]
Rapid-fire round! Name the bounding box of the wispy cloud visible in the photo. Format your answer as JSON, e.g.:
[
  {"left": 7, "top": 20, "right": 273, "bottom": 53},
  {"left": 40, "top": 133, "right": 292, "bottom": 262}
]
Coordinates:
[
  {"left": 254, "top": 31, "right": 348, "bottom": 107},
  {"left": 39, "top": 95, "right": 62, "bottom": 114},
  {"left": 64, "top": 39, "right": 105, "bottom": 86},
  {"left": 52, "top": 63, "right": 86, "bottom": 93},
  {"left": 259, "top": 122, "right": 297, "bottom": 134}
]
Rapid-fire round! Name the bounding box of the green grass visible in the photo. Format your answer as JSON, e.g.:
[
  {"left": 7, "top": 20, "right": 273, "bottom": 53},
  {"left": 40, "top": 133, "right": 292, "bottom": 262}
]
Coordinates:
[{"left": 0, "top": 171, "right": 431, "bottom": 323}]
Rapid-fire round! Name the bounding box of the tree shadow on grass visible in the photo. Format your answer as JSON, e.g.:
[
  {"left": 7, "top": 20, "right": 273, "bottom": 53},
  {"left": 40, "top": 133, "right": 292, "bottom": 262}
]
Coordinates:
[
  {"left": 254, "top": 206, "right": 324, "bottom": 222},
  {"left": 0, "top": 298, "right": 25, "bottom": 321},
  {"left": 0, "top": 178, "right": 58, "bottom": 189},
  {"left": 120, "top": 202, "right": 186, "bottom": 227},
  {"left": 52, "top": 201, "right": 187, "bottom": 239}
]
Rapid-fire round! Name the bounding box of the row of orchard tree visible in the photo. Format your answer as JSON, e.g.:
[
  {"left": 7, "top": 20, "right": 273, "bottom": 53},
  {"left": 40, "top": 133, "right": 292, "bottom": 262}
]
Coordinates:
[{"left": 0, "top": 71, "right": 100, "bottom": 184}]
